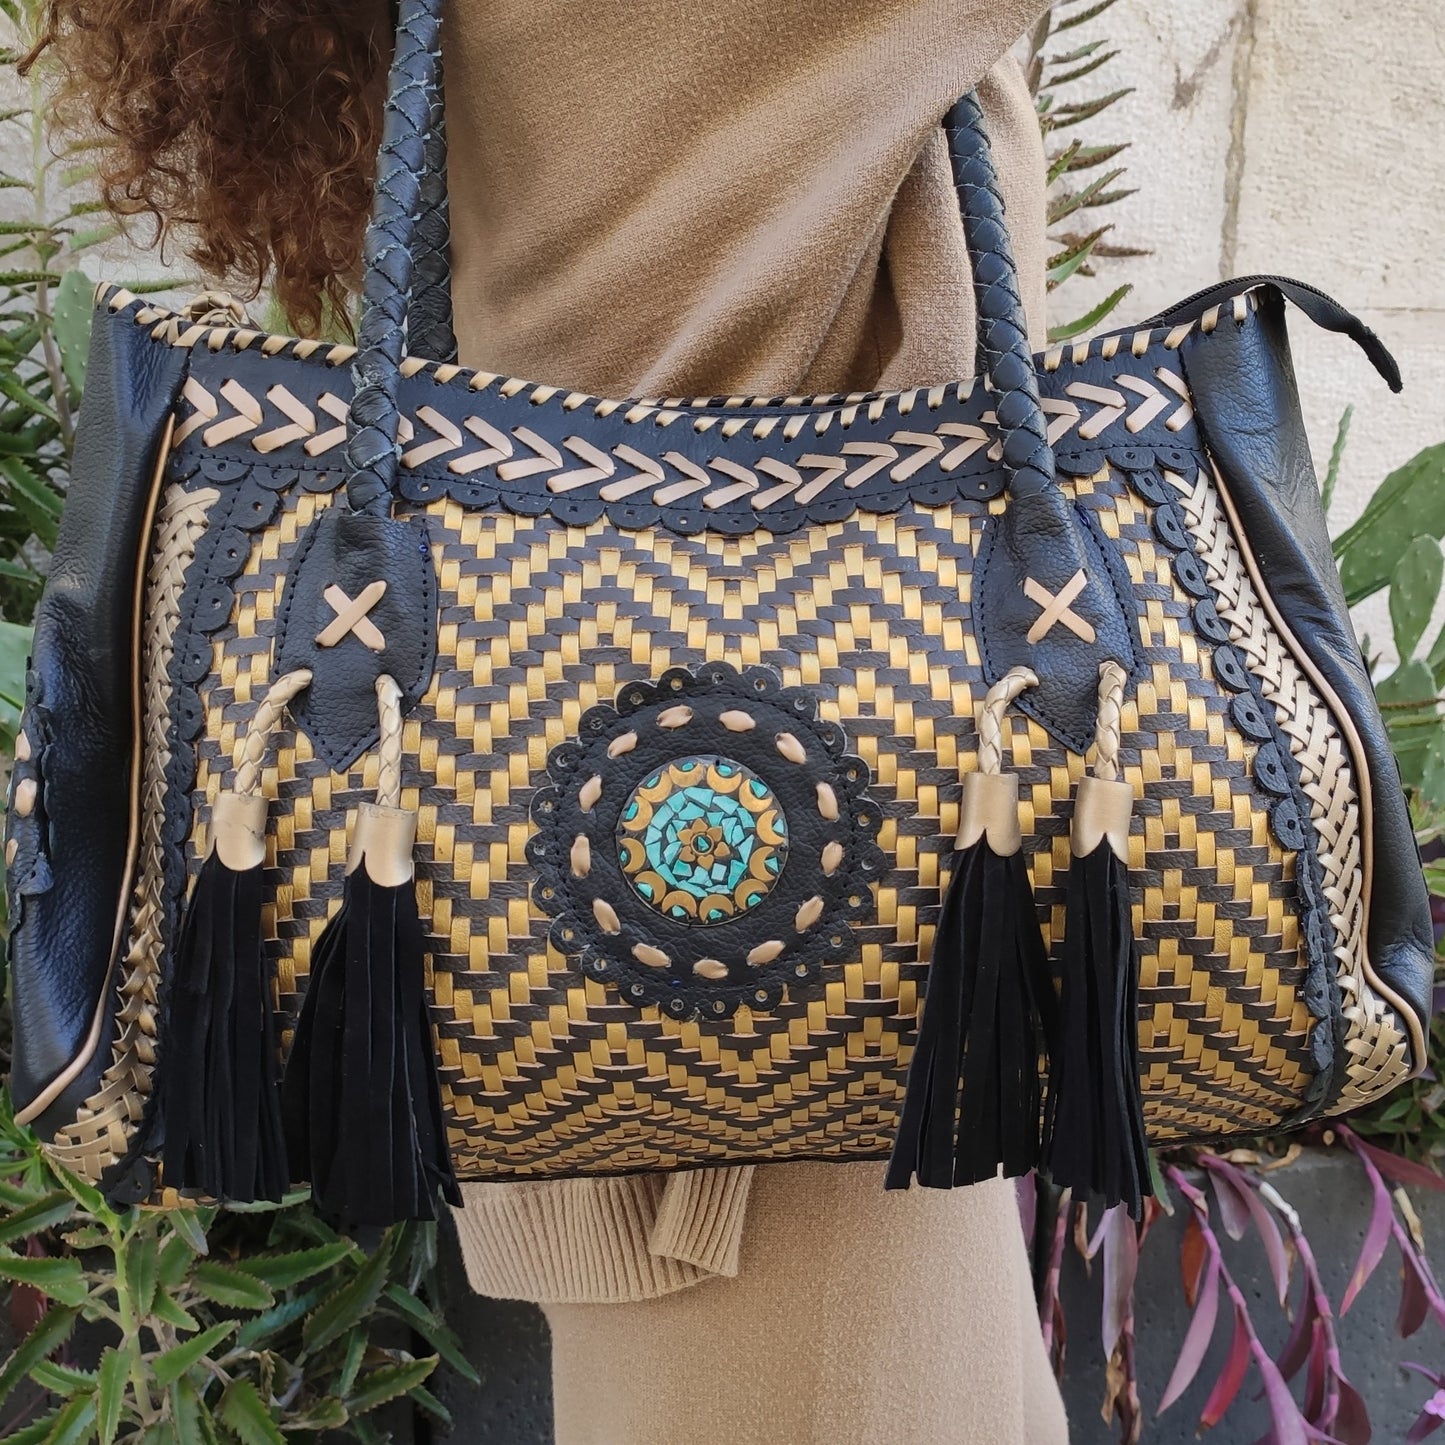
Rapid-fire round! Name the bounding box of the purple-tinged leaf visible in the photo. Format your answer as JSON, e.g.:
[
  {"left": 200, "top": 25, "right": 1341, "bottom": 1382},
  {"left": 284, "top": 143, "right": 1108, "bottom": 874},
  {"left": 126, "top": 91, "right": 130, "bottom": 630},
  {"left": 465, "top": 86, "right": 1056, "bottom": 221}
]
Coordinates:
[
  {"left": 1073, "top": 1199, "right": 1092, "bottom": 1268},
  {"left": 1341, "top": 1161, "right": 1394, "bottom": 1315},
  {"left": 1201, "top": 1308, "right": 1252, "bottom": 1430},
  {"left": 1159, "top": 1256, "right": 1221, "bottom": 1414},
  {"left": 1204, "top": 1156, "right": 1294, "bottom": 1307},
  {"left": 1332, "top": 1376, "right": 1372, "bottom": 1445},
  {"left": 1278, "top": 1281, "right": 1320, "bottom": 1381},
  {"left": 1399, "top": 1254, "right": 1432, "bottom": 1339},
  {"left": 1256, "top": 1341, "right": 1311, "bottom": 1445},
  {"left": 1182, "top": 1214, "right": 1208, "bottom": 1307},
  {"left": 1102, "top": 1206, "right": 1138, "bottom": 1360},
  {"left": 1040, "top": 1189, "right": 1070, "bottom": 1378},
  {"left": 1016, "top": 1172, "right": 1037, "bottom": 1240},
  {"left": 1342, "top": 1129, "right": 1445, "bottom": 1194},
  {"left": 1301, "top": 1318, "right": 1328, "bottom": 1422},
  {"left": 1211, "top": 1166, "right": 1252, "bottom": 1241},
  {"left": 1408, "top": 1389, "right": 1445, "bottom": 1443},
  {"left": 1404, "top": 1362, "right": 1445, "bottom": 1390},
  {"left": 1393, "top": 1216, "right": 1445, "bottom": 1323}
]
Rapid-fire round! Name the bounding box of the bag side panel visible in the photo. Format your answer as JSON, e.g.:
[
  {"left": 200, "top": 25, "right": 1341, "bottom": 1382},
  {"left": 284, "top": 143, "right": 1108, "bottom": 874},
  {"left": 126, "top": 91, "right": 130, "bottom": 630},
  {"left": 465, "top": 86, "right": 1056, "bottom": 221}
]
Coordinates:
[
  {"left": 5, "top": 305, "right": 187, "bottom": 1136},
  {"left": 1180, "top": 289, "right": 1433, "bottom": 1071}
]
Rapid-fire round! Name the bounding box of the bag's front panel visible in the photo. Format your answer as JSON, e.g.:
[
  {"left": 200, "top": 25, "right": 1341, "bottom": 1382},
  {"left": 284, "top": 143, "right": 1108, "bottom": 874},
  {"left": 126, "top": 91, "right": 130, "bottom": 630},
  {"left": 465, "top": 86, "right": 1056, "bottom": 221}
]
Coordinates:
[
  {"left": 29, "top": 295, "right": 1420, "bottom": 1188},
  {"left": 164, "top": 468, "right": 1318, "bottom": 1179}
]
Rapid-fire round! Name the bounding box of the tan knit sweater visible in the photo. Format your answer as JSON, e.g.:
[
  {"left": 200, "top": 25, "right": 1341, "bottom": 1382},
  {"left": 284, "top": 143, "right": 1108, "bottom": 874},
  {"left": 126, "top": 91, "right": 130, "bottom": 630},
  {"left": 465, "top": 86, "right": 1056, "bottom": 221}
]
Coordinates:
[{"left": 443, "top": 0, "right": 1051, "bottom": 1305}]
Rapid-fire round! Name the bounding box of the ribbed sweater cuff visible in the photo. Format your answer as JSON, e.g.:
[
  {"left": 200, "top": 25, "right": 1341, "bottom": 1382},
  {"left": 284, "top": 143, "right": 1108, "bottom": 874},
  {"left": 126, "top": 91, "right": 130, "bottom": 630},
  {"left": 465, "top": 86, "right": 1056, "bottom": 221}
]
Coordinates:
[{"left": 453, "top": 1167, "right": 755, "bottom": 1305}]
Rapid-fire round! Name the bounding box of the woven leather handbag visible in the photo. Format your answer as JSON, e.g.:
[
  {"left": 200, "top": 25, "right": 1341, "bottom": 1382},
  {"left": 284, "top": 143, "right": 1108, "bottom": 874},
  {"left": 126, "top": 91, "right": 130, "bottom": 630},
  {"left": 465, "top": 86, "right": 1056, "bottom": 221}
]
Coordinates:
[{"left": 5, "top": 0, "right": 1432, "bottom": 1227}]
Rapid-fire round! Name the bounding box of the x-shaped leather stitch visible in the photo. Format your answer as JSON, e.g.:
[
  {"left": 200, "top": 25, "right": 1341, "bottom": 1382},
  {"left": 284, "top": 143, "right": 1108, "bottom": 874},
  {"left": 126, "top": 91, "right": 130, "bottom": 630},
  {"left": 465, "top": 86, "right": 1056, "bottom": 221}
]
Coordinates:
[
  {"left": 1023, "top": 569, "right": 1097, "bottom": 645},
  {"left": 316, "top": 580, "right": 388, "bottom": 652}
]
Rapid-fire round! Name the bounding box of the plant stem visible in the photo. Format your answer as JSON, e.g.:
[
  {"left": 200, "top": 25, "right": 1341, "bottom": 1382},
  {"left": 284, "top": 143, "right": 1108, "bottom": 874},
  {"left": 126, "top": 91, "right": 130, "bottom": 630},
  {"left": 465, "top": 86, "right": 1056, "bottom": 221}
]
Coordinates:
[
  {"left": 26, "top": 30, "right": 70, "bottom": 454},
  {"left": 110, "top": 1221, "right": 157, "bottom": 1426}
]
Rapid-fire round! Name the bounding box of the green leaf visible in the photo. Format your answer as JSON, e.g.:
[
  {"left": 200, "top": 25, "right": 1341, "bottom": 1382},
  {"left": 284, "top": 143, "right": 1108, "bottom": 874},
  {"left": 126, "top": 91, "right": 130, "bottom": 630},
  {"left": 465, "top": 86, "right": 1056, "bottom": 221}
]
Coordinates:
[
  {"left": 1321, "top": 404, "right": 1353, "bottom": 517},
  {"left": 1045, "top": 88, "right": 1134, "bottom": 131},
  {"left": 37, "top": 1394, "right": 94, "bottom": 1445},
  {"left": 276, "top": 1398, "right": 348, "bottom": 1432},
  {"left": 337, "top": 1329, "right": 366, "bottom": 1397},
  {"left": 168, "top": 1375, "right": 218, "bottom": 1445},
  {"left": 1335, "top": 442, "right": 1445, "bottom": 605},
  {"left": 147, "top": 1289, "right": 200, "bottom": 1334},
  {"left": 0, "top": 372, "right": 58, "bottom": 425},
  {"left": 0, "top": 457, "right": 62, "bottom": 549},
  {"left": 1046, "top": 285, "right": 1132, "bottom": 344},
  {"left": 157, "top": 1232, "right": 196, "bottom": 1290},
  {"left": 1377, "top": 659, "right": 1439, "bottom": 710},
  {"left": 167, "top": 1209, "right": 209, "bottom": 1257},
  {"left": 0, "top": 1306, "right": 78, "bottom": 1403},
  {"left": 50, "top": 270, "right": 92, "bottom": 399},
  {"left": 1390, "top": 536, "right": 1444, "bottom": 662},
  {"left": 235, "top": 1287, "right": 326, "bottom": 1352},
  {"left": 1046, "top": 227, "right": 1108, "bottom": 289},
  {"left": 193, "top": 1260, "right": 275, "bottom": 1311},
  {"left": 215, "top": 1380, "right": 284, "bottom": 1445},
  {"left": 0, "top": 1191, "right": 76, "bottom": 1247},
  {"left": 1428, "top": 617, "right": 1445, "bottom": 691},
  {"left": 1419, "top": 730, "right": 1445, "bottom": 810},
  {"left": 28, "top": 1360, "right": 95, "bottom": 1399},
  {"left": 1048, "top": 167, "right": 1130, "bottom": 225},
  {"left": 344, "top": 1357, "right": 438, "bottom": 1418},
  {"left": 1049, "top": 47, "right": 1120, "bottom": 88},
  {"left": 302, "top": 1238, "right": 395, "bottom": 1354},
  {"left": 151, "top": 1321, "right": 236, "bottom": 1389},
  {"left": 381, "top": 1284, "right": 479, "bottom": 1384},
  {"left": 1055, "top": 0, "right": 1119, "bottom": 29},
  {"left": 407, "top": 1383, "right": 452, "bottom": 1428},
  {"left": 0, "top": 1404, "right": 67, "bottom": 1445},
  {"left": 48, "top": 1166, "right": 107, "bottom": 1222},
  {"left": 234, "top": 1241, "right": 352, "bottom": 1291},
  {"left": 0, "top": 1252, "right": 89, "bottom": 1307},
  {"left": 127, "top": 1234, "right": 160, "bottom": 1318},
  {"left": 95, "top": 1348, "right": 126, "bottom": 1445}
]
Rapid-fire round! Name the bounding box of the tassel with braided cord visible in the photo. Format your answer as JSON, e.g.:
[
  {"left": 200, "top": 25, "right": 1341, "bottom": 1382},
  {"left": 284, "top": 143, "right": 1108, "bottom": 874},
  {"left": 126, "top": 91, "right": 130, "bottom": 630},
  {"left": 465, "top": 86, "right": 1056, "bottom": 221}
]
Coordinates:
[
  {"left": 1043, "top": 661, "right": 1152, "bottom": 1218},
  {"left": 161, "top": 669, "right": 312, "bottom": 1203},
  {"left": 887, "top": 667, "right": 1056, "bottom": 1190},
  {"left": 283, "top": 675, "right": 460, "bottom": 1229}
]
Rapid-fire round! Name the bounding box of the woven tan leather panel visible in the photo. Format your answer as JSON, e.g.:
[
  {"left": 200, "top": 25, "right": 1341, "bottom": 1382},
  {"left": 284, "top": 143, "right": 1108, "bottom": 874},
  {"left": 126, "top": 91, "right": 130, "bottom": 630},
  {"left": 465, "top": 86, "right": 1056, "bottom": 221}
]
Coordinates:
[{"left": 144, "top": 466, "right": 1321, "bottom": 1181}]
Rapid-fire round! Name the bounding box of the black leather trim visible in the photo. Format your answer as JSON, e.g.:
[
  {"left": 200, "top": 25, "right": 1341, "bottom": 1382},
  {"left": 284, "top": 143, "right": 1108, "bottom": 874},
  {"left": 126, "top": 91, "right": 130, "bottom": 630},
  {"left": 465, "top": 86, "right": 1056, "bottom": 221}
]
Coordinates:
[
  {"left": 152, "top": 298, "right": 1207, "bottom": 541},
  {"left": 4, "top": 308, "right": 189, "bottom": 1134},
  {"left": 274, "top": 509, "right": 438, "bottom": 773},
  {"left": 1179, "top": 286, "right": 1433, "bottom": 1063}
]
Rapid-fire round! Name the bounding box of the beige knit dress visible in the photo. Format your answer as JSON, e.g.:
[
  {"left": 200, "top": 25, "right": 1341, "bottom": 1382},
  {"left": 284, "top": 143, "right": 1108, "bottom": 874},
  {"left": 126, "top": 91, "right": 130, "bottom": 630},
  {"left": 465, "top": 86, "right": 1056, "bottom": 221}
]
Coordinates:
[{"left": 441, "top": 3, "right": 1067, "bottom": 1440}]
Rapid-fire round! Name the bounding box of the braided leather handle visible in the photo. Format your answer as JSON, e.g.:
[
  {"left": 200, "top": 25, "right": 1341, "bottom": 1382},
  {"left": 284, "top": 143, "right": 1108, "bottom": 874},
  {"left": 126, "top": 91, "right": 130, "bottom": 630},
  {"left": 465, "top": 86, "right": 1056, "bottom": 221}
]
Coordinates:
[
  {"left": 345, "top": 3, "right": 1050, "bottom": 513},
  {"left": 943, "top": 94, "right": 1056, "bottom": 500},
  {"left": 344, "top": 0, "right": 445, "bottom": 515}
]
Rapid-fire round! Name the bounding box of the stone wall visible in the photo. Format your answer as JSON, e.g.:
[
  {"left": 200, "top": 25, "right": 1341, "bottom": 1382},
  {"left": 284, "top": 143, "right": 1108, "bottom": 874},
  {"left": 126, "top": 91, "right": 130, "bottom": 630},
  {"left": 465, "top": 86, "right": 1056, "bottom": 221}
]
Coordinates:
[{"left": 1054, "top": 0, "right": 1445, "bottom": 659}]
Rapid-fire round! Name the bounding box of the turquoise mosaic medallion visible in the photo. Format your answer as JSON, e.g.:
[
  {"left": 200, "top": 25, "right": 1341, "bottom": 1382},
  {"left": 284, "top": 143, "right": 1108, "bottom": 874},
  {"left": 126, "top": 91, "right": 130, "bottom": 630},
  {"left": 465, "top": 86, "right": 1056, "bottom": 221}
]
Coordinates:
[{"left": 617, "top": 756, "right": 789, "bottom": 924}]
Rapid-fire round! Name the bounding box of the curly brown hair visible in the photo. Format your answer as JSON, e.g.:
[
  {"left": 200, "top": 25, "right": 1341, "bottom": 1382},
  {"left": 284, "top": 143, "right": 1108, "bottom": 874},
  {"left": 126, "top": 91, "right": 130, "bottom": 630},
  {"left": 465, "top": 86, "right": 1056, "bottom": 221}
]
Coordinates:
[{"left": 28, "top": 0, "right": 390, "bottom": 335}]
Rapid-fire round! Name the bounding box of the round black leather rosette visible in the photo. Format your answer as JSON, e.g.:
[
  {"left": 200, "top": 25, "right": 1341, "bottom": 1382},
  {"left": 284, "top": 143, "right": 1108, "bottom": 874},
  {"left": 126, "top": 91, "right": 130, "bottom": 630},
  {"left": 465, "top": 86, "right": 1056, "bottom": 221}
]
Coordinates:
[{"left": 528, "top": 663, "right": 883, "bottom": 1019}]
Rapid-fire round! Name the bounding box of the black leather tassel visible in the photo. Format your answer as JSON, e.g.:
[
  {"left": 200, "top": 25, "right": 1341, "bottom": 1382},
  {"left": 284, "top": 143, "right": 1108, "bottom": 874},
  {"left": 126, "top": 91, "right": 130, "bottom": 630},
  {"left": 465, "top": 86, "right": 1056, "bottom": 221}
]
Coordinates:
[
  {"left": 888, "top": 715, "right": 1055, "bottom": 1190},
  {"left": 1042, "top": 738, "right": 1152, "bottom": 1219},
  {"left": 284, "top": 802, "right": 460, "bottom": 1229},
  {"left": 161, "top": 793, "right": 288, "bottom": 1203}
]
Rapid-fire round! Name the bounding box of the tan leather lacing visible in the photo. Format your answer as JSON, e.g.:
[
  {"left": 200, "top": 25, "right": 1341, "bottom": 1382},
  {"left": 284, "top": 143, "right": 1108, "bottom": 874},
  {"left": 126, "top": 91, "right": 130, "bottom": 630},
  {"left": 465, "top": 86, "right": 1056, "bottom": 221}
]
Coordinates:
[
  {"left": 233, "top": 669, "right": 313, "bottom": 797},
  {"left": 1166, "top": 467, "right": 1409, "bottom": 1106},
  {"left": 976, "top": 667, "right": 1038, "bottom": 776},
  {"left": 376, "top": 675, "right": 405, "bottom": 810},
  {"left": 1091, "top": 661, "right": 1128, "bottom": 783}
]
